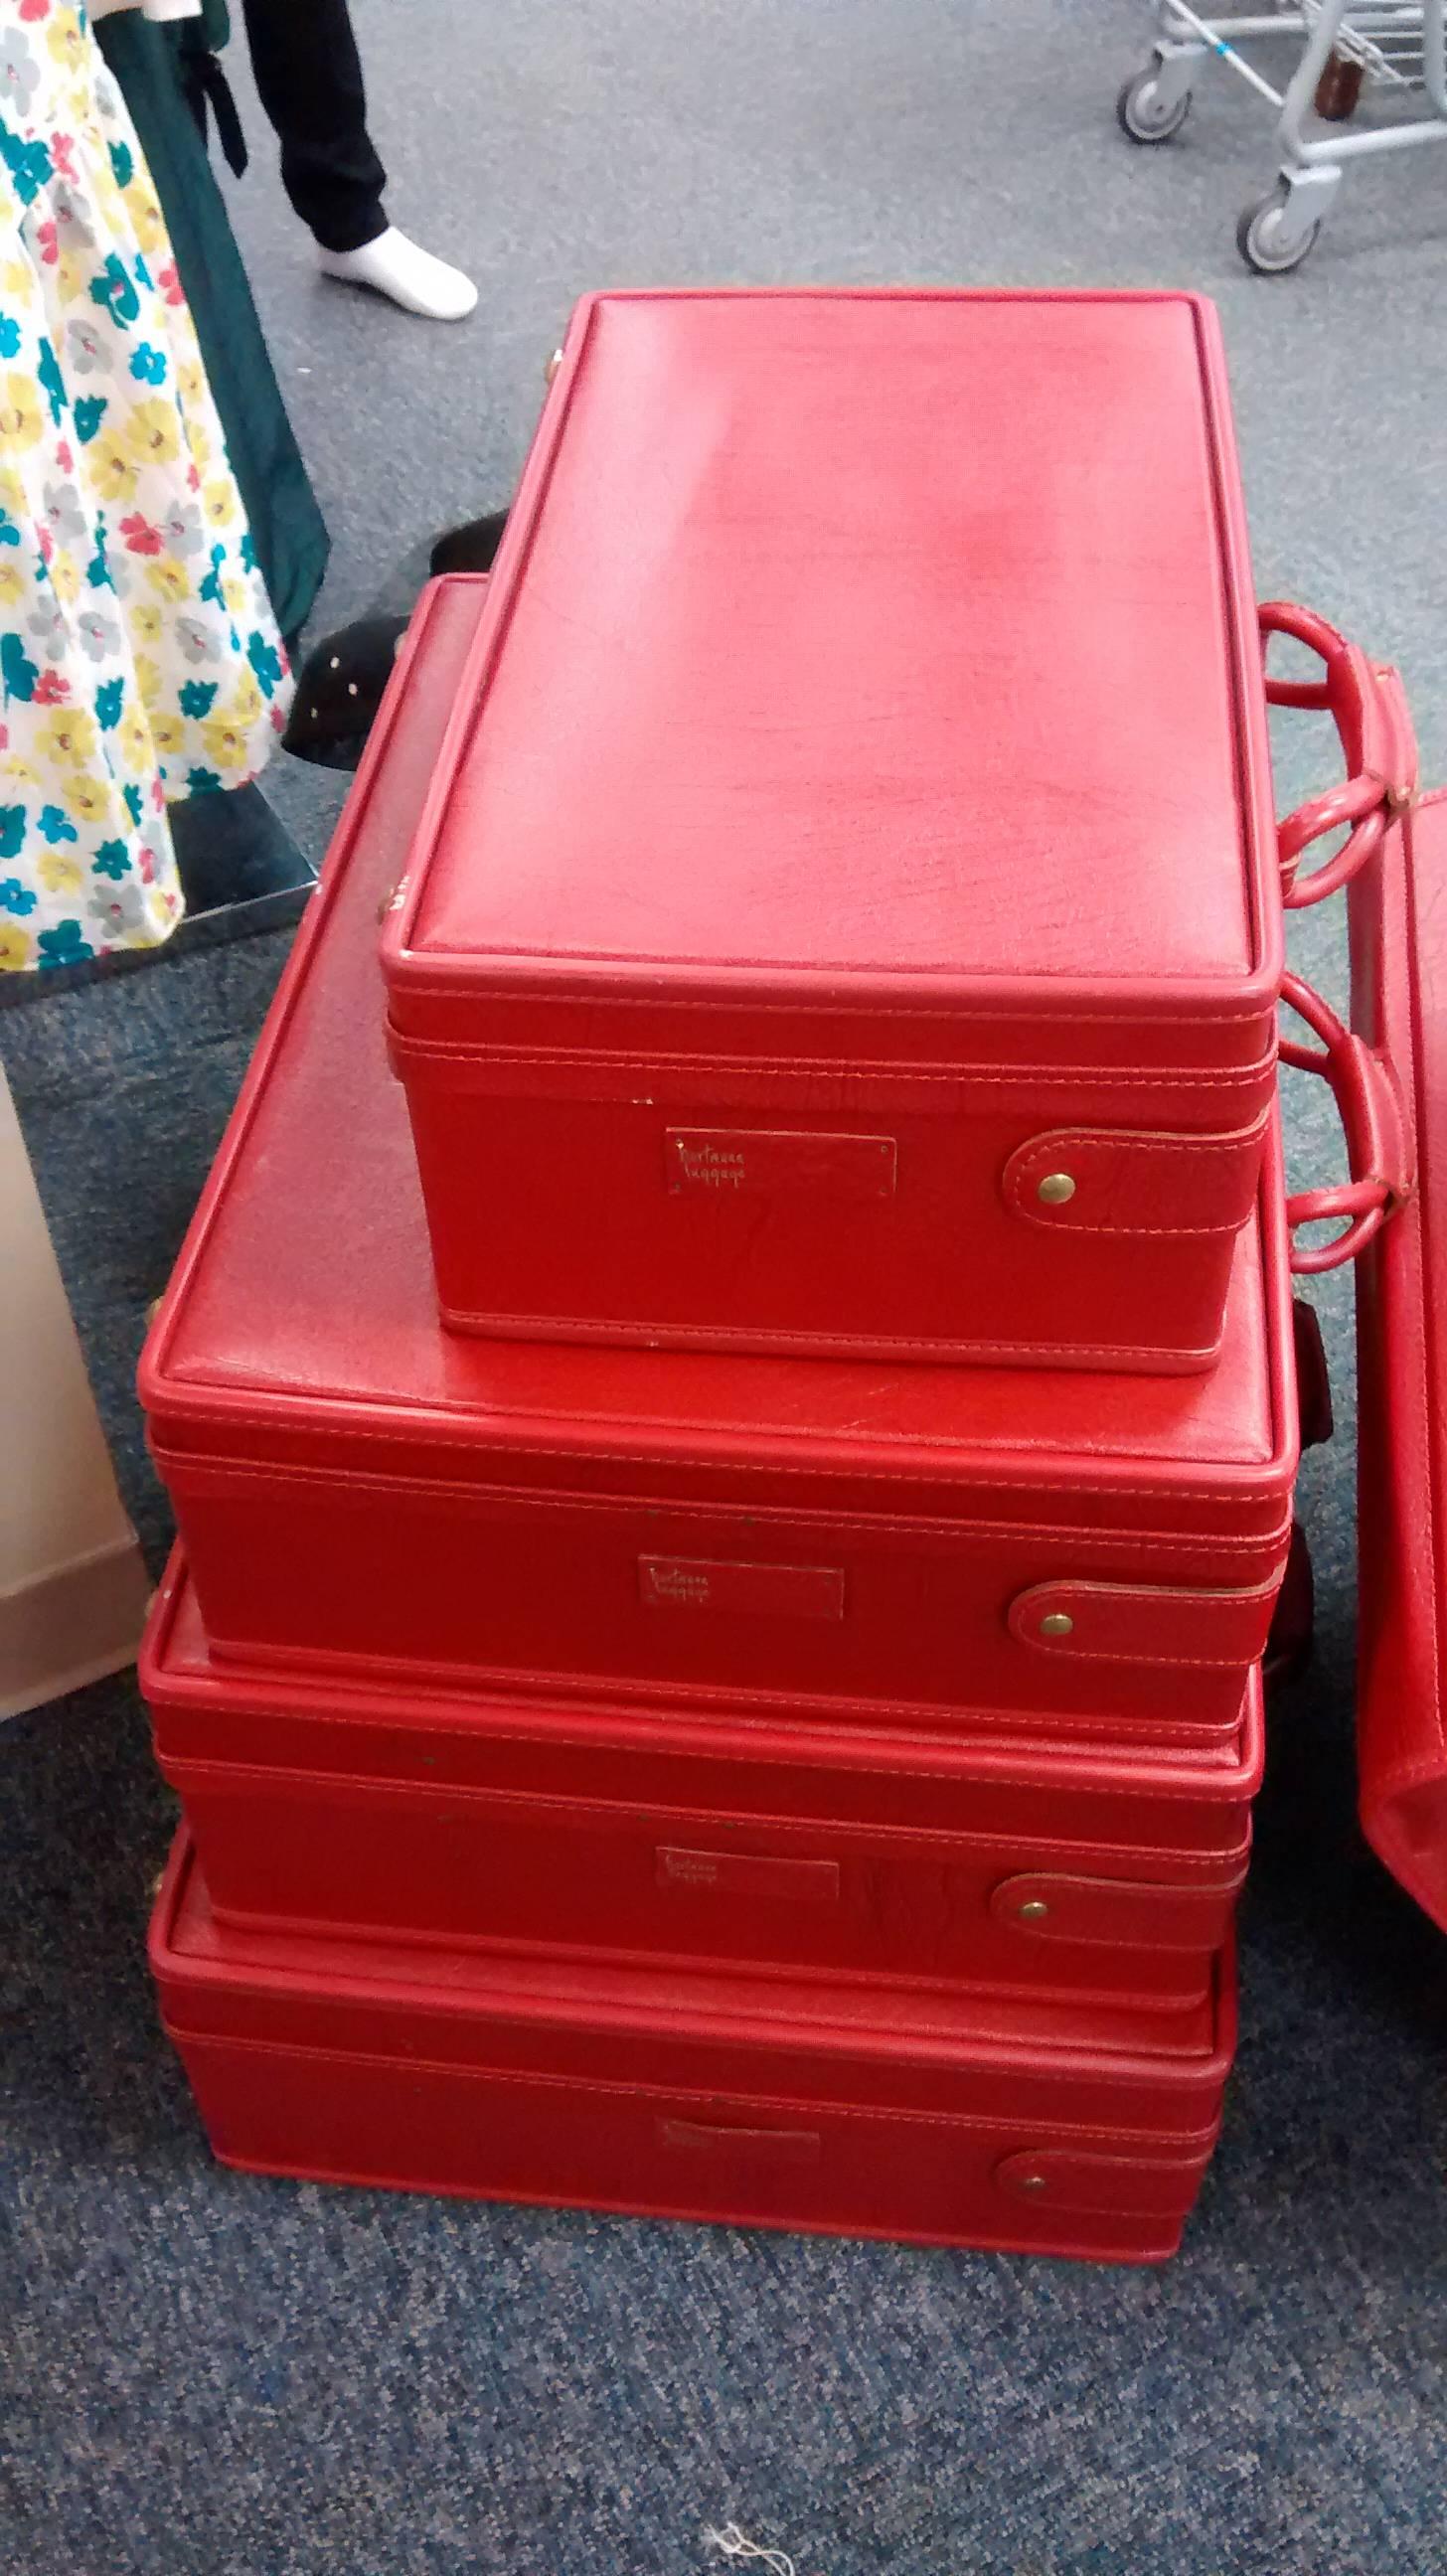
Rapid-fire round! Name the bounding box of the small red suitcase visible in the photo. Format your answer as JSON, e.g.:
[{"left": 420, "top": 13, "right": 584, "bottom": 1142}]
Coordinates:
[
  {"left": 138, "top": 584, "right": 1307, "bottom": 1738},
  {"left": 1345, "top": 794, "right": 1443, "bottom": 1929},
  {"left": 382, "top": 288, "right": 1410, "bottom": 1370},
  {"left": 152, "top": 1831, "right": 1236, "bottom": 2262},
  {"left": 144, "top": 1554, "right": 1262, "bottom": 2010}
]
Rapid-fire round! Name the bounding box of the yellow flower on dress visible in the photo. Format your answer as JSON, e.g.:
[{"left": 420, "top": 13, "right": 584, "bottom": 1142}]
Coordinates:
[
  {"left": 64, "top": 775, "right": 110, "bottom": 828},
  {"left": 49, "top": 550, "right": 80, "bottom": 605},
  {"left": 57, "top": 250, "right": 88, "bottom": 307},
  {"left": 130, "top": 601, "right": 164, "bottom": 648},
  {"left": 200, "top": 478, "right": 235, "bottom": 532},
  {"left": 229, "top": 669, "right": 263, "bottom": 729},
  {"left": 132, "top": 652, "right": 164, "bottom": 712},
  {"left": 127, "top": 397, "right": 183, "bottom": 471},
  {"left": 177, "top": 361, "right": 205, "bottom": 409},
  {"left": 151, "top": 709, "right": 185, "bottom": 758},
  {"left": 36, "top": 708, "right": 98, "bottom": 769},
  {"left": 0, "top": 562, "right": 23, "bottom": 607},
  {"left": 37, "top": 851, "right": 85, "bottom": 896},
  {"left": 91, "top": 427, "right": 138, "bottom": 504},
  {"left": 127, "top": 190, "right": 167, "bottom": 258},
  {"left": 47, "top": 8, "right": 86, "bottom": 72},
  {"left": 0, "top": 262, "right": 29, "bottom": 304},
  {"left": 2, "top": 753, "right": 42, "bottom": 787},
  {"left": 201, "top": 715, "right": 252, "bottom": 773},
  {"left": 117, "top": 705, "right": 154, "bottom": 777},
  {"left": 185, "top": 419, "right": 213, "bottom": 474},
  {"left": 223, "top": 574, "right": 246, "bottom": 617},
  {"left": 0, "top": 374, "right": 45, "bottom": 453},
  {"left": 0, "top": 924, "right": 36, "bottom": 972},
  {"left": 145, "top": 557, "right": 191, "bottom": 606}
]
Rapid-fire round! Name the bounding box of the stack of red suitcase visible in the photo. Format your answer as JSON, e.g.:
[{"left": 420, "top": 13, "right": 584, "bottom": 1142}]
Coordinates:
[{"left": 141, "top": 289, "right": 1416, "bottom": 2263}]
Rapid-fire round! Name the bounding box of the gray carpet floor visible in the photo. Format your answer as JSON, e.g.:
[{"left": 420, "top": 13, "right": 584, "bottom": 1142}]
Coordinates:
[{"left": 5, "top": 4, "right": 1447, "bottom": 2569}]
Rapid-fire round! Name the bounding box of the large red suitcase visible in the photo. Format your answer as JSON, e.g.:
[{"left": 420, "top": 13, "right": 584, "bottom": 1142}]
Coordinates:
[
  {"left": 382, "top": 288, "right": 1409, "bottom": 1370},
  {"left": 152, "top": 1831, "right": 1235, "bottom": 2262},
  {"left": 145, "top": 1554, "right": 1262, "bottom": 2010},
  {"left": 139, "top": 617, "right": 1298, "bottom": 1739},
  {"left": 1347, "top": 793, "right": 1444, "bottom": 1930}
]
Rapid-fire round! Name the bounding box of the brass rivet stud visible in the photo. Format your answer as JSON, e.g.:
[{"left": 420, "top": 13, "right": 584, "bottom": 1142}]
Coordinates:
[
  {"left": 1018, "top": 2173, "right": 1047, "bottom": 2193},
  {"left": 545, "top": 347, "right": 563, "bottom": 386},
  {"left": 1018, "top": 1898, "right": 1051, "bottom": 1921},
  {"left": 1037, "top": 1171, "right": 1076, "bottom": 1207},
  {"left": 1040, "top": 1612, "right": 1074, "bottom": 1639}
]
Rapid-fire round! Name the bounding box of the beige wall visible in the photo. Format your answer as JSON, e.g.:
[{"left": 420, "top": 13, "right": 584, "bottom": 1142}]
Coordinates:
[{"left": 1, "top": 1058, "right": 151, "bottom": 1717}]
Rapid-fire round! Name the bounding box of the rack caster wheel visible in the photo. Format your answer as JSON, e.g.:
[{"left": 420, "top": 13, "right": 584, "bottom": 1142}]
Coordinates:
[
  {"left": 1237, "top": 182, "right": 1322, "bottom": 273},
  {"left": 1116, "top": 64, "right": 1193, "bottom": 143}
]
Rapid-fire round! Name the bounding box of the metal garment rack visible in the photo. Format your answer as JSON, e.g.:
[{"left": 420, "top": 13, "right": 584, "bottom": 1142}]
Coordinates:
[{"left": 1116, "top": 1, "right": 1447, "bottom": 268}]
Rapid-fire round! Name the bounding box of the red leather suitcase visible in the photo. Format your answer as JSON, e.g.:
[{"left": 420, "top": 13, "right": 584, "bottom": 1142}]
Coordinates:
[
  {"left": 139, "top": 583, "right": 1300, "bottom": 1738},
  {"left": 1346, "top": 793, "right": 1443, "bottom": 1929},
  {"left": 144, "top": 1553, "right": 1262, "bottom": 2010},
  {"left": 151, "top": 1831, "right": 1236, "bottom": 2262},
  {"left": 382, "top": 288, "right": 1408, "bottom": 1370}
]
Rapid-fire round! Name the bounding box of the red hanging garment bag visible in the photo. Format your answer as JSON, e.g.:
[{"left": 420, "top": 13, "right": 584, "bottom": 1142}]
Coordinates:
[{"left": 1344, "top": 794, "right": 1443, "bottom": 1928}]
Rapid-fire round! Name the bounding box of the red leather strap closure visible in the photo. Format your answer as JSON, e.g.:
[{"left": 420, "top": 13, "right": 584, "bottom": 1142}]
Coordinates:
[
  {"left": 989, "top": 1870, "right": 1245, "bottom": 1950},
  {"left": 994, "top": 2148, "right": 1210, "bottom": 2216},
  {"left": 1003, "top": 1116, "right": 1269, "bottom": 1237},
  {"left": 1008, "top": 1576, "right": 1281, "bottom": 1669}
]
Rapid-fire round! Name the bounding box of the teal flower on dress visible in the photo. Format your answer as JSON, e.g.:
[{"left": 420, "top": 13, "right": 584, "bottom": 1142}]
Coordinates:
[
  {"left": 246, "top": 631, "right": 283, "bottom": 696},
  {"left": 1, "top": 633, "right": 39, "bottom": 703},
  {"left": 38, "top": 919, "right": 95, "bottom": 969},
  {"left": 178, "top": 679, "right": 217, "bottom": 719},
  {"left": 0, "top": 130, "right": 52, "bottom": 208},
  {"left": 38, "top": 805, "right": 78, "bottom": 844},
  {"left": 198, "top": 545, "right": 227, "bottom": 608},
  {"left": 0, "top": 876, "right": 39, "bottom": 914},
  {"left": 108, "top": 138, "right": 134, "bottom": 192},
  {"left": 73, "top": 395, "right": 107, "bottom": 443},
  {"left": 186, "top": 766, "right": 223, "bottom": 796},
  {"left": 0, "top": 507, "right": 19, "bottom": 548},
  {"left": 93, "top": 840, "right": 131, "bottom": 881},
  {"left": 0, "top": 809, "right": 27, "bottom": 862},
  {"left": 36, "top": 336, "right": 67, "bottom": 427},
  {"left": 128, "top": 343, "right": 167, "bottom": 388},
  {"left": 94, "top": 677, "right": 124, "bottom": 729},
  {"left": 0, "top": 315, "right": 19, "bottom": 361},
  {"left": 121, "top": 781, "right": 143, "bottom": 828},
  {"left": 88, "top": 253, "right": 140, "bottom": 330}
]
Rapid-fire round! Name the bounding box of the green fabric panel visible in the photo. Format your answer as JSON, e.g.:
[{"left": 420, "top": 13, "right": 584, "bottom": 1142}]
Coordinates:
[{"left": 94, "top": 12, "right": 328, "bottom": 645}]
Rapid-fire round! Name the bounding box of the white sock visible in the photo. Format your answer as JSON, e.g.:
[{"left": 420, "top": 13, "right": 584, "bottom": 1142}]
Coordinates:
[{"left": 318, "top": 226, "right": 478, "bottom": 322}]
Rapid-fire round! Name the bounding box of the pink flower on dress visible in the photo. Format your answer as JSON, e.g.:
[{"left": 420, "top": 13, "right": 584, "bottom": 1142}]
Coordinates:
[
  {"left": 22, "top": 2, "right": 53, "bottom": 21},
  {"left": 37, "top": 525, "right": 53, "bottom": 565},
  {"left": 55, "top": 436, "right": 73, "bottom": 474},
  {"left": 50, "top": 130, "right": 76, "bottom": 181},
  {"left": 33, "top": 670, "right": 70, "bottom": 705},
  {"left": 138, "top": 846, "right": 157, "bottom": 885},
  {"left": 36, "top": 219, "right": 58, "bottom": 265},
  {"left": 150, "top": 778, "right": 164, "bottom": 811},
  {"left": 119, "top": 513, "right": 164, "bottom": 556},
  {"left": 157, "top": 261, "right": 185, "bottom": 308}
]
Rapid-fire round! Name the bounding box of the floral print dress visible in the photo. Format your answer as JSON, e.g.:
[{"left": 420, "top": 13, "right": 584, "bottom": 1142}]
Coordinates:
[{"left": 0, "top": 1, "right": 291, "bottom": 970}]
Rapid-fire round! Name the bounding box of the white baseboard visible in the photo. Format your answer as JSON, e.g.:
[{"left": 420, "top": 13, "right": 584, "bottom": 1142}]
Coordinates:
[{"left": 0, "top": 1534, "right": 153, "bottom": 1720}]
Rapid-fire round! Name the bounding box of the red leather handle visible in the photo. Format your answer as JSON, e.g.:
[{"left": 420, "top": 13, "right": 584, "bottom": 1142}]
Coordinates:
[
  {"left": 1260, "top": 603, "right": 1415, "bottom": 908},
  {"left": 1280, "top": 972, "right": 1411, "bottom": 1272}
]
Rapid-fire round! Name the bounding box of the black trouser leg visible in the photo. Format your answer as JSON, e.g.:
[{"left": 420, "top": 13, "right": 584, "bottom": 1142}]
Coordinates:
[{"left": 240, "top": 0, "right": 389, "bottom": 253}]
